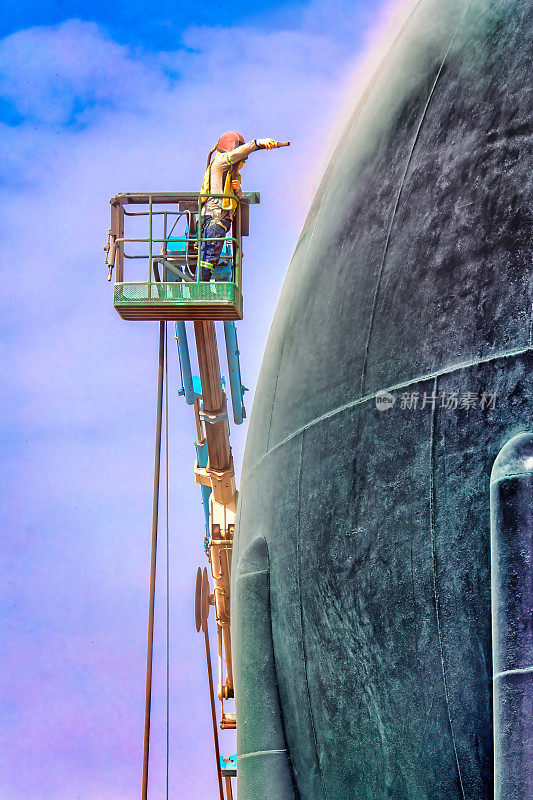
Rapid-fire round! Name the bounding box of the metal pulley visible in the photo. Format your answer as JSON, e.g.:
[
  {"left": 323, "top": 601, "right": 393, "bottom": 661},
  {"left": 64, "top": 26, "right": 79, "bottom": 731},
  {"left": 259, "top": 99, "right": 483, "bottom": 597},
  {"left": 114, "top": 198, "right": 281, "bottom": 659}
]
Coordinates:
[{"left": 195, "top": 566, "right": 212, "bottom": 633}]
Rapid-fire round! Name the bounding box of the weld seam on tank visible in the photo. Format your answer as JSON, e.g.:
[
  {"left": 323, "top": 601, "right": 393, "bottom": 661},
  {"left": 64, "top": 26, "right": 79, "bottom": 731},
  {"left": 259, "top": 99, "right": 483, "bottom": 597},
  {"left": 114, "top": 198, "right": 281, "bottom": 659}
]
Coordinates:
[
  {"left": 429, "top": 377, "right": 466, "bottom": 798},
  {"left": 238, "top": 749, "right": 287, "bottom": 760},
  {"left": 235, "top": 568, "right": 268, "bottom": 581},
  {"left": 493, "top": 666, "right": 533, "bottom": 680},
  {"left": 359, "top": 0, "right": 472, "bottom": 396},
  {"left": 491, "top": 432, "right": 533, "bottom": 800},
  {"left": 491, "top": 471, "right": 533, "bottom": 484},
  {"left": 271, "top": 0, "right": 424, "bottom": 433},
  {"left": 295, "top": 432, "right": 328, "bottom": 800},
  {"left": 242, "top": 346, "right": 532, "bottom": 488}
]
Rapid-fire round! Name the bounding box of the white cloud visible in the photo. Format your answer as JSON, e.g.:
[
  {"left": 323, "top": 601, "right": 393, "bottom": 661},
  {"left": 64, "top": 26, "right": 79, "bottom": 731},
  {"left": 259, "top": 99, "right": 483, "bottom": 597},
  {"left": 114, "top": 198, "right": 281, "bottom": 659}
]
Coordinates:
[
  {"left": 0, "top": 8, "right": 391, "bottom": 435},
  {"left": 0, "top": 20, "right": 167, "bottom": 124}
]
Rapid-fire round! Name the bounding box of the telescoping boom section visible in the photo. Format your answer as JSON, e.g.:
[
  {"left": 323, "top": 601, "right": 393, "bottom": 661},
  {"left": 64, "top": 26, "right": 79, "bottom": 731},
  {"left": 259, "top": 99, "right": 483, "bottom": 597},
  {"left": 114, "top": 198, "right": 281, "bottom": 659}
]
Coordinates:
[
  {"left": 108, "top": 189, "right": 257, "bottom": 800},
  {"left": 106, "top": 191, "right": 259, "bottom": 321}
]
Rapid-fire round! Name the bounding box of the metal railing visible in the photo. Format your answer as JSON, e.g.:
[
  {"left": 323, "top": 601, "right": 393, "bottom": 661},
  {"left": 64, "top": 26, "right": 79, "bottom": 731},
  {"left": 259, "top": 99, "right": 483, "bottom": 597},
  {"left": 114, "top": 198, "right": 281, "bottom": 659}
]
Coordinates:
[{"left": 107, "top": 192, "right": 247, "bottom": 289}]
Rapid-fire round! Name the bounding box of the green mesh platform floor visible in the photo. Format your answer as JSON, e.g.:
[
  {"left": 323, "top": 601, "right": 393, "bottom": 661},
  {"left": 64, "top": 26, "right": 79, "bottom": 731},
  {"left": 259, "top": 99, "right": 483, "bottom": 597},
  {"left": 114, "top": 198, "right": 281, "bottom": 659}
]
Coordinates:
[{"left": 114, "top": 281, "right": 238, "bottom": 305}]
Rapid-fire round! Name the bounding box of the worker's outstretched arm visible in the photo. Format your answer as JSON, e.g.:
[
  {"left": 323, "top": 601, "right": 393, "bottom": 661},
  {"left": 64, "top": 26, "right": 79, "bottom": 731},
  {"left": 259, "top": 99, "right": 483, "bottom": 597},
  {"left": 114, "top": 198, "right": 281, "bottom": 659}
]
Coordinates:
[{"left": 225, "top": 139, "right": 288, "bottom": 164}]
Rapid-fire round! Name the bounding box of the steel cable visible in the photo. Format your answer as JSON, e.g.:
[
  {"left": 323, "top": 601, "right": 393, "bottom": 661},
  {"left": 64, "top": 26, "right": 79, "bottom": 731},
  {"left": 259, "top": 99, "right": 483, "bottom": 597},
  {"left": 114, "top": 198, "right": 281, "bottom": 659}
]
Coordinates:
[
  {"left": 141, "top": 321, "right": 165, "bottom": 800},
  {"left": 165, "top": 325, "right": 170, "bottom": 800}
]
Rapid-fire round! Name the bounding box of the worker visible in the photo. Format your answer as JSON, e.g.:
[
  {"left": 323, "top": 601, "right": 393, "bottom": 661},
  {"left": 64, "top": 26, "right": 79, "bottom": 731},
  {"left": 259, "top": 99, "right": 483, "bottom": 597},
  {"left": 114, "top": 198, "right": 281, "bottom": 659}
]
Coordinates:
[{"left": 198, "top": 131, "right": 282, "bottom": 281}]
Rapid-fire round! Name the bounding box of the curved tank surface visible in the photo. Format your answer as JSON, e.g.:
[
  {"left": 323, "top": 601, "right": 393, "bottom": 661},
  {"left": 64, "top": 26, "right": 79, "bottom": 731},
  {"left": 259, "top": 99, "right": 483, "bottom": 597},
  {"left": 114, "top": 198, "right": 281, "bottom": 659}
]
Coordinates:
[{"left": 233, "top": 0, "right": 532, "bottom": 798}]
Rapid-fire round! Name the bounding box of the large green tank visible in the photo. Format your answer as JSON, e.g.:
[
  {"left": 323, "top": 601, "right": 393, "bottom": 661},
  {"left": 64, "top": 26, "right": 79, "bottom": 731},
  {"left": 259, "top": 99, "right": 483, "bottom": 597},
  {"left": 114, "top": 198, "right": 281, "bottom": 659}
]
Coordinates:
[{"left": 232, "top": 1, "right": 532, "bottom": 798}]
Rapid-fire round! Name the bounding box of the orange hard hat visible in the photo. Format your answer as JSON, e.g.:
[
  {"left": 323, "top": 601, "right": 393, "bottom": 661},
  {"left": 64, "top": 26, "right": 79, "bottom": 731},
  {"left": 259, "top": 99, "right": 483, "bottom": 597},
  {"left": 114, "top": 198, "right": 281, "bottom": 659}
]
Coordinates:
[{"left": 216, "top": 131, "right": 245, "bottom": 152}]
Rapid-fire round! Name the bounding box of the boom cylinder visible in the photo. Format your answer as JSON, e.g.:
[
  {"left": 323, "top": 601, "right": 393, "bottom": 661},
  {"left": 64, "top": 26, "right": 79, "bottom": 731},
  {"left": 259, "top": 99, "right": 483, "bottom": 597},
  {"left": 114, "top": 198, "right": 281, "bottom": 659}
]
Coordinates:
[
  {"left": 490, "top": 432, "right": 533, "bottom": 800},
  {"left": 223, "top": 320, "right": 246, "bottom": 425},
  {"left": 175, "top": 321, "right": 195, "bottom": 405}
]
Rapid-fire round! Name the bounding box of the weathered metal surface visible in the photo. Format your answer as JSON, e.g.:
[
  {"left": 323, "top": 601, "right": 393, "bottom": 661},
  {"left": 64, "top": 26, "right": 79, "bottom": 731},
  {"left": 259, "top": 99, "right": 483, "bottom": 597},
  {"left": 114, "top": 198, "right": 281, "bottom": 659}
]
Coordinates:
[{"left": 233, "top": 1, "right": 532, "bottom": 798}]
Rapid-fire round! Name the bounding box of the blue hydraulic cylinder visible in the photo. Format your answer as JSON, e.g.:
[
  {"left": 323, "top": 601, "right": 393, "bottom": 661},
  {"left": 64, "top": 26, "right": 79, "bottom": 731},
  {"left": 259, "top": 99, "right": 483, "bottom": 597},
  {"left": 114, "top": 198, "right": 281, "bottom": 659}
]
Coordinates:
[
  {"left": 223, "top": 320, "right": 247, "bottom": 425},
  {"left": 490, "top": 432, "right": 533, "bottom": 800},
  {"left": 175, "top": 321, "right": 195, "bottom": 405},
  {"left": 195, "top": 438, "right": 211, "bottom": 537}
]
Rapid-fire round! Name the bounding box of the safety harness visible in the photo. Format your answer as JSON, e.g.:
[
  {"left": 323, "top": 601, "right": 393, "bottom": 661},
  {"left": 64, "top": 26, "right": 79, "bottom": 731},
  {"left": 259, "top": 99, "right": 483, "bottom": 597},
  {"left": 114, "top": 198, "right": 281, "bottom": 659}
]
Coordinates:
[
  {"left": 198, "top": 150, "right": 242, "bottom": 275},
  {"left": 200, "top": 151, "right": 243, "bottom": 213}
]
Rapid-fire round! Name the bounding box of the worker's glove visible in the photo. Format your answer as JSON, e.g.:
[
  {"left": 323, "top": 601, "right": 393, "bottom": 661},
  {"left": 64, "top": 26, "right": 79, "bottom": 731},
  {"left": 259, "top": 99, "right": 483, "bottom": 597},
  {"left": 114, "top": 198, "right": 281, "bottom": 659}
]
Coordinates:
[
  {"left": 231, "top": 178, "right": 243, "bottom": 198},
  {"left": 255, "top": 138, "right": 278, "bottom": 150}
]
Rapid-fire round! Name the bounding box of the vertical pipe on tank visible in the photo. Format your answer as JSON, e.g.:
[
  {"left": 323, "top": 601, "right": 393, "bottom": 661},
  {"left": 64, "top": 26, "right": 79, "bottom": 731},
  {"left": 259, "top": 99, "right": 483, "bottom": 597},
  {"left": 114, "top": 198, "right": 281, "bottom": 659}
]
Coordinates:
[
  {"left": 490, "top": 432, "right": 533, "bottom": 800},
  {"left": 234, "top": 535, "right": 296, "bottom": 799}
]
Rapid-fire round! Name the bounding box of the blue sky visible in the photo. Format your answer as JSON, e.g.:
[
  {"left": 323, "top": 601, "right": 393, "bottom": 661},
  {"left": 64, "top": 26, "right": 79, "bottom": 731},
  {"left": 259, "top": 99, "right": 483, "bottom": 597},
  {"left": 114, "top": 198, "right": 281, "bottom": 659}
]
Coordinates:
[
  {"left": 0, "top": 0, "right": 296, "bottom": 41},
  {"left": 0, "top": 0, "right": 376, "bottom": 48},
  {"left": 0, "top": 1, "right": 394, "bottom": 798}
]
